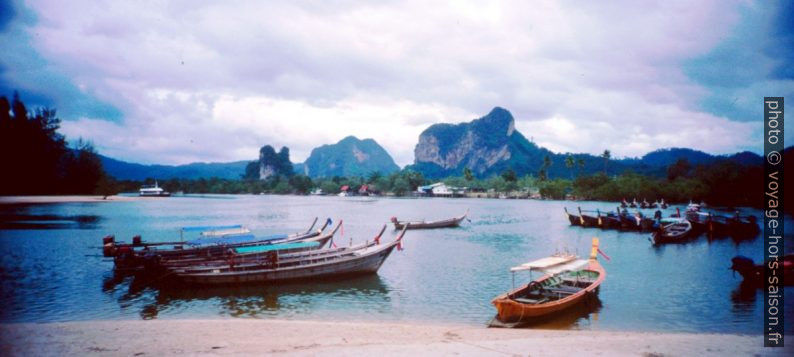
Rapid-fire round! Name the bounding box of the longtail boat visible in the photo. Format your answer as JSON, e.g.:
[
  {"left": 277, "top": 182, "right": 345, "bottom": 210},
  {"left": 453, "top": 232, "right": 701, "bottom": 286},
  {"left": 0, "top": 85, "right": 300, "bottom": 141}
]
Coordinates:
[
  {"left": 391, "top": 209, "right": 468, "bottom": 230},
  {"left": 617, "top": 209, "right": 639, "bottom": 230},
  {"left": 153, "top": 221, "right": 347, "bottom": 270},
  {"left": 577, "top": 207, "right": 599, "bottom": 228},
  {"left": 106, "top": 218, "right": 330, "bottom": 272},
  {"left": 563, "top": 208, "right": 581, "bottom": 226},
  {"left": 169, "top": 225, "right": 407, "bottom": 285},
  {"left": 730, "top": 255, "right": 794, "bottom": 286},
  {"left": 650, "top": 218, "right": 692, "bottom": 245},
  {"left": 597, "top": 209, "right": 621, "bottom": 229},
  {"left": 490, "top": 238, "right": 606, "bottom": 326}
]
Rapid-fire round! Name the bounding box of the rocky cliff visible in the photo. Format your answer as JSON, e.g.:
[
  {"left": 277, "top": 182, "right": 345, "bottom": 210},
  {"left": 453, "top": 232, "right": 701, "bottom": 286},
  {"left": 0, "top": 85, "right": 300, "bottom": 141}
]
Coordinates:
[{"left": 411, "top": 107, "right": 553, "bottom": 178}]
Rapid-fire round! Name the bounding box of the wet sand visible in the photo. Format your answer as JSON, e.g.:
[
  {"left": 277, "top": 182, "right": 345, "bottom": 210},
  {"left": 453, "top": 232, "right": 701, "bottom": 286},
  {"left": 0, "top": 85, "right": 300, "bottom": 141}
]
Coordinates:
[
  {"left": 0, "top": 319, "right": 787, "bottom": 356},
  {"left": 0, "top": 195, "right": 154, "bottom": 204}
]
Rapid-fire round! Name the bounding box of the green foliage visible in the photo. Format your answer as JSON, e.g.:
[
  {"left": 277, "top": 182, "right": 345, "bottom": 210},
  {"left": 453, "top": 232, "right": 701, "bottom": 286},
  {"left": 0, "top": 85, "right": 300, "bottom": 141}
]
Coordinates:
[
  {"left": 539, "top": 179, "right": 571, "bottom": 199},
  {"left": 288, "top": 175, "right": 313, "bottom": 194},
  {"left": 463, "top": 167, "right": 473, "bottom": 181},
  {"left": 303, "top": 136, "right": 399, "bottom": 178},
  {"left": 501, "top": 169, "right": 517, "bottom": 182},
  {"left": 667, "top": 158, "right": 692, "bottom": 181},
  {"left": 601, "top": 149, "right": 611, "bottom": 174},
  {"left": 0, "top": 93, "right": 109, "bottom": 195}
]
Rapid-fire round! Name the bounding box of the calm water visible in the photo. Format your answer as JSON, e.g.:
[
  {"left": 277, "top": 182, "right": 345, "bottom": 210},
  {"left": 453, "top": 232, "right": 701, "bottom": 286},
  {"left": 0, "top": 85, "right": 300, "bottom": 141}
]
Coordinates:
[{"left": 0, "top": 195, "right": 792, "bottom": 333}]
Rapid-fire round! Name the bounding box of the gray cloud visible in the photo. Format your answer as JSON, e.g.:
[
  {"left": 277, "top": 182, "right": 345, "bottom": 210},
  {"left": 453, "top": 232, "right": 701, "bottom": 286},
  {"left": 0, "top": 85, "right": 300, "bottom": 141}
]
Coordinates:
[{"left": 4, "top": 0, "right": 784, "bottom": 165}]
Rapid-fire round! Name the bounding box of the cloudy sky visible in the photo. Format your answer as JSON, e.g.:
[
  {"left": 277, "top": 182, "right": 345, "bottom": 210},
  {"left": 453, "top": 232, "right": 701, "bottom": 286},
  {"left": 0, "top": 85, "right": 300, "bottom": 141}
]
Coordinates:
[{"left": 1, "top": 0, "right": 791, "bottom": 166}]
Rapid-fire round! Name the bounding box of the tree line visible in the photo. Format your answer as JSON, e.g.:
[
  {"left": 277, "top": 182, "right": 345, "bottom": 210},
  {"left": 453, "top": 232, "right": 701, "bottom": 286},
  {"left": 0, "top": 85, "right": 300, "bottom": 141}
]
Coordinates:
[
  {"left": 0, "top": 93, "right": 112, "bottom": 196},
  {"left": 1, "top": 92, "right": 771, "bottom": 210}
]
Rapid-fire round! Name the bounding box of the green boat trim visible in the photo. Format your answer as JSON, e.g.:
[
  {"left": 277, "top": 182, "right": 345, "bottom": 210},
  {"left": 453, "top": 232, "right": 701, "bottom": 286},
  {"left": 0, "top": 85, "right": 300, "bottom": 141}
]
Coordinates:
[{"left": 234, "top": 241, "right": 320, "bottom": 255}]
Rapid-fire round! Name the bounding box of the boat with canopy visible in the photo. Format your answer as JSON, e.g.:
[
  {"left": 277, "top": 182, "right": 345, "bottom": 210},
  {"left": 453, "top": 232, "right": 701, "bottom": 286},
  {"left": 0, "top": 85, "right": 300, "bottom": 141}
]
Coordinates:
[{"left": 490, "top": 238, "right": 607, "bottom": 326}]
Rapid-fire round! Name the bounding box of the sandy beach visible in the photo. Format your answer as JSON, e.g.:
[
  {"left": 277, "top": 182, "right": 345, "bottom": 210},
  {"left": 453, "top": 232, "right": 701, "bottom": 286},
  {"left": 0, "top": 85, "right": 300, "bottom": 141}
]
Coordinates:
[
  {"left": 0, "top": 195, "right": 155, "bottom": 204},
  {"left": 0, "top": 319, "right": 787, "bottom": 356}
]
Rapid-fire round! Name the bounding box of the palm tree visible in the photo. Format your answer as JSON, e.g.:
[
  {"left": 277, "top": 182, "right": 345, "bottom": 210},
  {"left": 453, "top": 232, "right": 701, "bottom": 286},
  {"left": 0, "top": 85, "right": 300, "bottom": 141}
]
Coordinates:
[
  {"left": 367, "top": 171, "right": 382, "bottom": 184},
  {"left": 601, "top": 150, "right": 611, "bottom": 174},
  {"left": 577, "top": 158, "right": 585, "bottom": 176},
  {"left": 463, "top": 167, "right": 473, "bottom": 182},
  {"left": 565, "top": 154, "right": 575, "bottom": 179},
  {"left": 539, "top": 155, "right": 552, "bottom": 181}
]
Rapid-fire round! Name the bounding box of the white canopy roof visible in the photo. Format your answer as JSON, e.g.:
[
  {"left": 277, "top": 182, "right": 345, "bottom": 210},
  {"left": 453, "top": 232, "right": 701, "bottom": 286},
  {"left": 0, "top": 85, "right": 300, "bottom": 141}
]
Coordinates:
[
  {"left": 538, "top": 259, "right": 589, "bottom": 276},
  {"left": 510, "top": 254, "right": 576, "bottom": 272}
]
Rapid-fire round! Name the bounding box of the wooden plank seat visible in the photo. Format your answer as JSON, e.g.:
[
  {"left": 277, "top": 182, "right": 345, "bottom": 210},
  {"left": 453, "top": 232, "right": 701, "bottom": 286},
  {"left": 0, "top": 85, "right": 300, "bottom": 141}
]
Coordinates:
[{"left": 514, "top": 297, "right": 549, "bottom": 304}]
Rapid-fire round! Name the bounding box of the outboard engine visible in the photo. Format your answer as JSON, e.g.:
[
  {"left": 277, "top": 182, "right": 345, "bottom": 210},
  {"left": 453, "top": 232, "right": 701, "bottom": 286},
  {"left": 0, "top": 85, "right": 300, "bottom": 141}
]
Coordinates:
[{"left": 132, "top": 235, "right": 142, "bottom": 246}]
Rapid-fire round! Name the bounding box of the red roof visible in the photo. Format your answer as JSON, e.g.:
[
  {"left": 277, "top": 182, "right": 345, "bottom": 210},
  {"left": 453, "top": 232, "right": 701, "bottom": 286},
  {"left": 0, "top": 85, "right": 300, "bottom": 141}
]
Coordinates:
[
  {"left": 359, "top": 185, "right": 369, "bottom": 191},
  {"left": 340, "top": 185, "right": 349, "bottom": 191}
]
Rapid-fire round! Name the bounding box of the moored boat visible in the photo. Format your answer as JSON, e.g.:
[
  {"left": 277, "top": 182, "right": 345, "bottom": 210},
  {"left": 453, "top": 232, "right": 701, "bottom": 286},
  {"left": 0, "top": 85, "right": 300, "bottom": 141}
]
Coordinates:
[
  {"left": 169, "top": 225, "right": 408, "bottom": 285},
  {"left": 577, "top": 207, "right": 599, "bottom": 228},
  {"left": 139, "top": 180, "right": 171, "bottom": 197},
  {"left": 105, "top": 218, "right": 331, "bottom": 272},
  {"left": 563, "top": 207, "right": 581, "bottom": 226},
  {"left": 596, "top": 209, "right": 621, "bottom": 229},
  {"left": 153, "top": 222, "right": 347, "bottom": 270},
  {"left": 391, "top": 209, "right": 468, "bottom": 230},
  {"left": 730, "top": 255, "right": 794, "bottom": 286},
  {"left": 490, "top": 238, "right": 607, "bottom": 326},
  {"left": 651, "top": 217, "right": 692, "bottom": 245}
]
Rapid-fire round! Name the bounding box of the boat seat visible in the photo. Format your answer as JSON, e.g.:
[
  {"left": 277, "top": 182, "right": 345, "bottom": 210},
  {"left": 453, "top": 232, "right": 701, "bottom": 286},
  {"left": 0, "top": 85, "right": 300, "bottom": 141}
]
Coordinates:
[
  {"left": 548, "top": 286, "right": 582, "bottom": 295},
  {"left": 514, "top": 297, "right": 548, "bottom": 304}
]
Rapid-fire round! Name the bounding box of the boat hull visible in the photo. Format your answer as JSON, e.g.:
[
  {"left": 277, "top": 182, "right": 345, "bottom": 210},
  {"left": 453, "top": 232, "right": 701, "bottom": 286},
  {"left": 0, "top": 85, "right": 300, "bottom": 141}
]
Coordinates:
[
  {"left": 392, "top": 211, "right": 467, "bottom": 230},
  {"left": 491, "top": 260, "right": 605, "bottom": 323},
  {"left": 174, "top": 243, "right": 398, "bottom": 285},
  {"left": 392, "top": 217, "right": 464, "bottom": 230}
]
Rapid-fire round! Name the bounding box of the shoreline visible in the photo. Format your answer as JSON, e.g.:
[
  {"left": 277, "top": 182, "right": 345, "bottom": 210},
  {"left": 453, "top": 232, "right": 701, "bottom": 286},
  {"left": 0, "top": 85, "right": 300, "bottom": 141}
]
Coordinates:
[
  {"left": 0, "top": 319, "right": 787, "bottom": 356},
  {"left": 0, "top": 195, "right": 157, "bottom": 204}
]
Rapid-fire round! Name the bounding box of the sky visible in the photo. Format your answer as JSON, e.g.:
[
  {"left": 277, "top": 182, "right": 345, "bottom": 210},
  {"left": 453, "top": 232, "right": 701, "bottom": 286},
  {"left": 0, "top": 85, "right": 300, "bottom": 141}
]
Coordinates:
[{"left": 0, "top": 0, "right": 792, "bottom": 167}]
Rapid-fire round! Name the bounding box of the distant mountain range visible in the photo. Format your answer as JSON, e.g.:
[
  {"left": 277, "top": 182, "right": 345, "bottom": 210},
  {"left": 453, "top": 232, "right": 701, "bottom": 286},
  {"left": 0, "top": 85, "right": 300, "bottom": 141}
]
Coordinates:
[
  {"left": 100, "top": 155, "right": 248, "bottom": 180},
  {"left": 99, "top": 107, "right": 765, "bottom": 181}
]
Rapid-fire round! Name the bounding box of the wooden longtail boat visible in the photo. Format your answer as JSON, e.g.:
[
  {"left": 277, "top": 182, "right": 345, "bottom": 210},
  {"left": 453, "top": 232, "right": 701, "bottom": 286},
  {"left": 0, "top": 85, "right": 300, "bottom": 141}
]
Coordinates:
[
  {"left": 491, "top": 238, "right": 606, "bottom": 326},
  {"left": 391, "top": 209, "right": 468, "bottom": 230},
  {"left": 109, "top": 218, "right": 331, "bottom": 272},
  {"left": 617, "top": 211, "right": 639, "bottom": 230},
  {"left": 170, "top": 225, "right": 408, "bottom": 285},
  {"left": 154, "top": 222, "right": 347, "bottom": 269},
  {"left": 577, "top": 207, "right": 599, "bottom": 228},
  {"left": 597, "top": 209, "right": 621, "bottom": 229},
  {"left": 730, "top": 255, "right": 794, "bottom": 286},
  {"left": 563, "top": 208, "right": 581, "bottom": 226},
  {"left": 650, "top": 218, "right": 692, "bottom": 244}
]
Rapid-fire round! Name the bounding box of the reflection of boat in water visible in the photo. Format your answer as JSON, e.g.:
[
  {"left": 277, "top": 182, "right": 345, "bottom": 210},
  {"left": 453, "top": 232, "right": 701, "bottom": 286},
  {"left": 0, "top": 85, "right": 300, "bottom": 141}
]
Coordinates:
[
  {"left": 122, "top": 272, "right": 393, "bottom": 319},
  {"left": 490, "top": 238, "right": 606, "bottom": 327},
  {"left": 139, "top": 181, "right": 171, "bottom": 197}
]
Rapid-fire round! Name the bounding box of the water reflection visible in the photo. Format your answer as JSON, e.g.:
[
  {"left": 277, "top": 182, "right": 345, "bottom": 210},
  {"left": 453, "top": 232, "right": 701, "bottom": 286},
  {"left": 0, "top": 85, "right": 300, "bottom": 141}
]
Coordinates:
[
  {"left": 0, "top": 206, "right": 101, "bottom": 229},
  {"left": 107, "top": 274, "right": 392, "bottom": 320}
]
